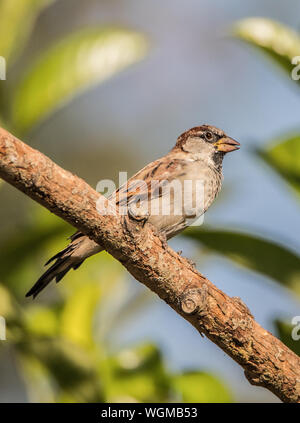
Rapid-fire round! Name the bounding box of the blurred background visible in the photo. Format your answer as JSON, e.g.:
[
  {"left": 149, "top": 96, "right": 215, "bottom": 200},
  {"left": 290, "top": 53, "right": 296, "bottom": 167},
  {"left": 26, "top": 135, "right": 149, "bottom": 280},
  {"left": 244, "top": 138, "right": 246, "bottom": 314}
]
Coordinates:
[{"left": 0, "top": 0, "right": 300, "bottom": 403}]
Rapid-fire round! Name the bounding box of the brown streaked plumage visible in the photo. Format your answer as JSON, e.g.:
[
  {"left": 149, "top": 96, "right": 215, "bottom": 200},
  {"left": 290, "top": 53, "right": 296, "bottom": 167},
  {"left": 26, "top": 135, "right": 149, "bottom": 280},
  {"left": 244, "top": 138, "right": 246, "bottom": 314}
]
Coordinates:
[{"left": 26, "top": 125, "right": 240, "bottom": 298}]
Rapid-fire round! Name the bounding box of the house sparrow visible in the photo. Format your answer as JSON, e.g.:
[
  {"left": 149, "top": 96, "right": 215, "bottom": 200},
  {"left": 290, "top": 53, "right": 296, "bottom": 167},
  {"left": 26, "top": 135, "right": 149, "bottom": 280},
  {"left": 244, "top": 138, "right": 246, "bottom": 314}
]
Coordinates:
[{"left": 26, "top": 125, "right": 239, "bottom": 298}]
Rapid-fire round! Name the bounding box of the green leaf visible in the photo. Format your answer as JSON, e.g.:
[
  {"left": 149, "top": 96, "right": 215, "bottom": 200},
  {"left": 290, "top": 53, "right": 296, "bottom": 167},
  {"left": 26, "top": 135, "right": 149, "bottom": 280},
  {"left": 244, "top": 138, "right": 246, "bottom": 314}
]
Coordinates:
[
  {"left": 0, "top": 214, "right": 68, "bottom": 297},
  {"left": 233, "top": 18, "right": 300, "bottom": 79},
  {"left": 0, "top": 222, "right": 66, "bottom": 277},
  {"left": 105, "top": 344, "right": 170, "bottom": 402},
  {"left": 60, "top": 249, "right": 125, "bottom": 345},
  {"left": 11, "top": 27, "right": 147, "bottom": 134},
  {"left": 18, "top": 337, "right": 104, "bottom": 402},
  {"left": 25, "top": 306, "right": 58, "bottom": 337},
  {"left": 173, "top": 371, "right": 231, "bottom": 403},
  {"left": 0, "top": 0, "right": 55, "bottom": 65},
  {"left": 257, "top": 134, "right": 300, "bottom": 196},
  {"left": 61, "top": 282, "right": 102, "bottom": 349},
  {"left": 183, "top": 228, "right": 300, "bottom": 294},
  {"left": 274, "top": 319, "right": 300, "bottom": 357}
]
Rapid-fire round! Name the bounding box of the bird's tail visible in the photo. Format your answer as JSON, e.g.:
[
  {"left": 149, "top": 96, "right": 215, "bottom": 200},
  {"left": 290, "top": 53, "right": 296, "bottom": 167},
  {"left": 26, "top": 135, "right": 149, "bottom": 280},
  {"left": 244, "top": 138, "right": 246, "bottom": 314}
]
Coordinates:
[
  {"left": 25, "top": 245, "right": 84, "bottom": 299},
  {"left": 25, "top": 232, "right": 102, "bottom": 299}
]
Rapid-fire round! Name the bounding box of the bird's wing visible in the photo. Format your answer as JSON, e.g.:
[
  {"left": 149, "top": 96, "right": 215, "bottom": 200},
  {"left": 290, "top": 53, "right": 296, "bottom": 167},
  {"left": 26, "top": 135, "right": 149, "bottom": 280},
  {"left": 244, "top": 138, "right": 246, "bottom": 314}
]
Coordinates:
[
  {"left": 69, "top": 158, "right": 188, "bottom": 238},
  {"left": 112, "top": 157, "right": 187, "bottom": 207}
]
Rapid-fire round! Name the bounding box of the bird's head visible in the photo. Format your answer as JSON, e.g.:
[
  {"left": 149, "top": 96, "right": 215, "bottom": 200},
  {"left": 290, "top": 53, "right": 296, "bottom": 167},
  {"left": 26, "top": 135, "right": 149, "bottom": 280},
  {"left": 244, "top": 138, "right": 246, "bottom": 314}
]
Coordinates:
[{"left": 174, "top": 125, "right": 240, "bottom": 167}]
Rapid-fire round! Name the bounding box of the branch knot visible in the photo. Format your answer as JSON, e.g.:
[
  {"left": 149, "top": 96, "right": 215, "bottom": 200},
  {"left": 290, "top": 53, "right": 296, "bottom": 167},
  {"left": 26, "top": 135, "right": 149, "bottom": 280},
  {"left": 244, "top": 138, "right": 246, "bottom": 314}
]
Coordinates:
[{"left": 180, "top": 284, "right": 208, "bottom": 315}]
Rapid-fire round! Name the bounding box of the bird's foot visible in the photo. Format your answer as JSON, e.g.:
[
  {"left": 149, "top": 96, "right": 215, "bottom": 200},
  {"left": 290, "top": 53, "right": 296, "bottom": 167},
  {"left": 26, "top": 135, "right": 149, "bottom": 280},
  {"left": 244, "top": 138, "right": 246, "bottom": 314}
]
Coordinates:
[{"left": 158, "top": 232, "right": 168, "bottom": 249}]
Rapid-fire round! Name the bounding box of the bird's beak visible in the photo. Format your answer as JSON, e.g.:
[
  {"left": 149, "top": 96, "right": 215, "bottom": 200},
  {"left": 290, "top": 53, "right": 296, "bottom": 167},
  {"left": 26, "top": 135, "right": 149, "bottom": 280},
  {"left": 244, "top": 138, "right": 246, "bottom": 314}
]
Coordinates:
[{"left": 214, "top": 137, "right": 240, "bottom": 153}]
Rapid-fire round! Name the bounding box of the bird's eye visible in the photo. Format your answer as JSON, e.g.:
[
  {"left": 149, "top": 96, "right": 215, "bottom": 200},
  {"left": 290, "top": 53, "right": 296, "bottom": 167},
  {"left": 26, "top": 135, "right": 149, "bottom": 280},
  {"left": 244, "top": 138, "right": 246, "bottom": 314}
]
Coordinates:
[{"left": 204, "top": 131, "right": 214, "bottom": 142}]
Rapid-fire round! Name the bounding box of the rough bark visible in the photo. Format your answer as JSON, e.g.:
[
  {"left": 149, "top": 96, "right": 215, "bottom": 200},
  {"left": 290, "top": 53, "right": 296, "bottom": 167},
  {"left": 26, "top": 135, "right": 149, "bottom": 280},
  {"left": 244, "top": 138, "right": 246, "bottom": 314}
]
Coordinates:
[{"left": 0, "top": 127, "right": 299, "bottom": 403}]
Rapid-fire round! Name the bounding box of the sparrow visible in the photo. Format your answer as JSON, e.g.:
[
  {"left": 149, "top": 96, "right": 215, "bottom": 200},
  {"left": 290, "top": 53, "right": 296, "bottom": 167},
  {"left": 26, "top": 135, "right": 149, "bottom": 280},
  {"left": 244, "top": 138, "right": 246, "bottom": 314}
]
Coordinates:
[{"left": 26, "top": 125, "right": 240, "bottom": 298}]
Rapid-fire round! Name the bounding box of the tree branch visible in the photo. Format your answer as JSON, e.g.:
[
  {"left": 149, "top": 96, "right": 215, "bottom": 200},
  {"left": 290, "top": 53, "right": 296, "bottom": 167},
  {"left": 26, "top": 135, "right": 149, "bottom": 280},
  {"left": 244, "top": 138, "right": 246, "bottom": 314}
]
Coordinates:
[{"left": 0, "top": 127, "right": 299, "bottom": 403}]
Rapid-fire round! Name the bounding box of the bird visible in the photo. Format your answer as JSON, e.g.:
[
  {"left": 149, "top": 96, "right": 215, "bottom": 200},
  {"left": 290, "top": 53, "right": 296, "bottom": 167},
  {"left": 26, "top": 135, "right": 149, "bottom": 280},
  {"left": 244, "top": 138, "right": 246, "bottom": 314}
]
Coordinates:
[{"left": 26, "top": 125, "right": 240, "bottom": 298}]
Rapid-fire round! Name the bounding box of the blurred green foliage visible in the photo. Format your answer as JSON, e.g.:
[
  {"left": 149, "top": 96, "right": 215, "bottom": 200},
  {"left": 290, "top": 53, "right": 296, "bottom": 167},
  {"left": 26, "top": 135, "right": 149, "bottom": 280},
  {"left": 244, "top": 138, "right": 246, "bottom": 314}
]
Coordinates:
[
  {"left": 0, "top": 0, "right": 56, "bottom": 64},
  {"left": 233, "top": 18, "right": 300, "bottom": 80},
  {"left": 257, "top": 135, "right": 300, "bottom": 197},
  {"left": 184, "top": 229, "right": 300, "bottom": 293},
  {"left": 0, "top": 209, "right": 232, "bottom": 402},
  {"left": 0, "top": 1, "right": 146, "bottom": 135},
  {"left": 172, "top": 371, "right": 231, "bottom": 403},
  {"left": 0, "top": 0, "right": 231, "bottom": 403},
  {"left": 11, "top": 28, "right": 147, "bottom": 134}
]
